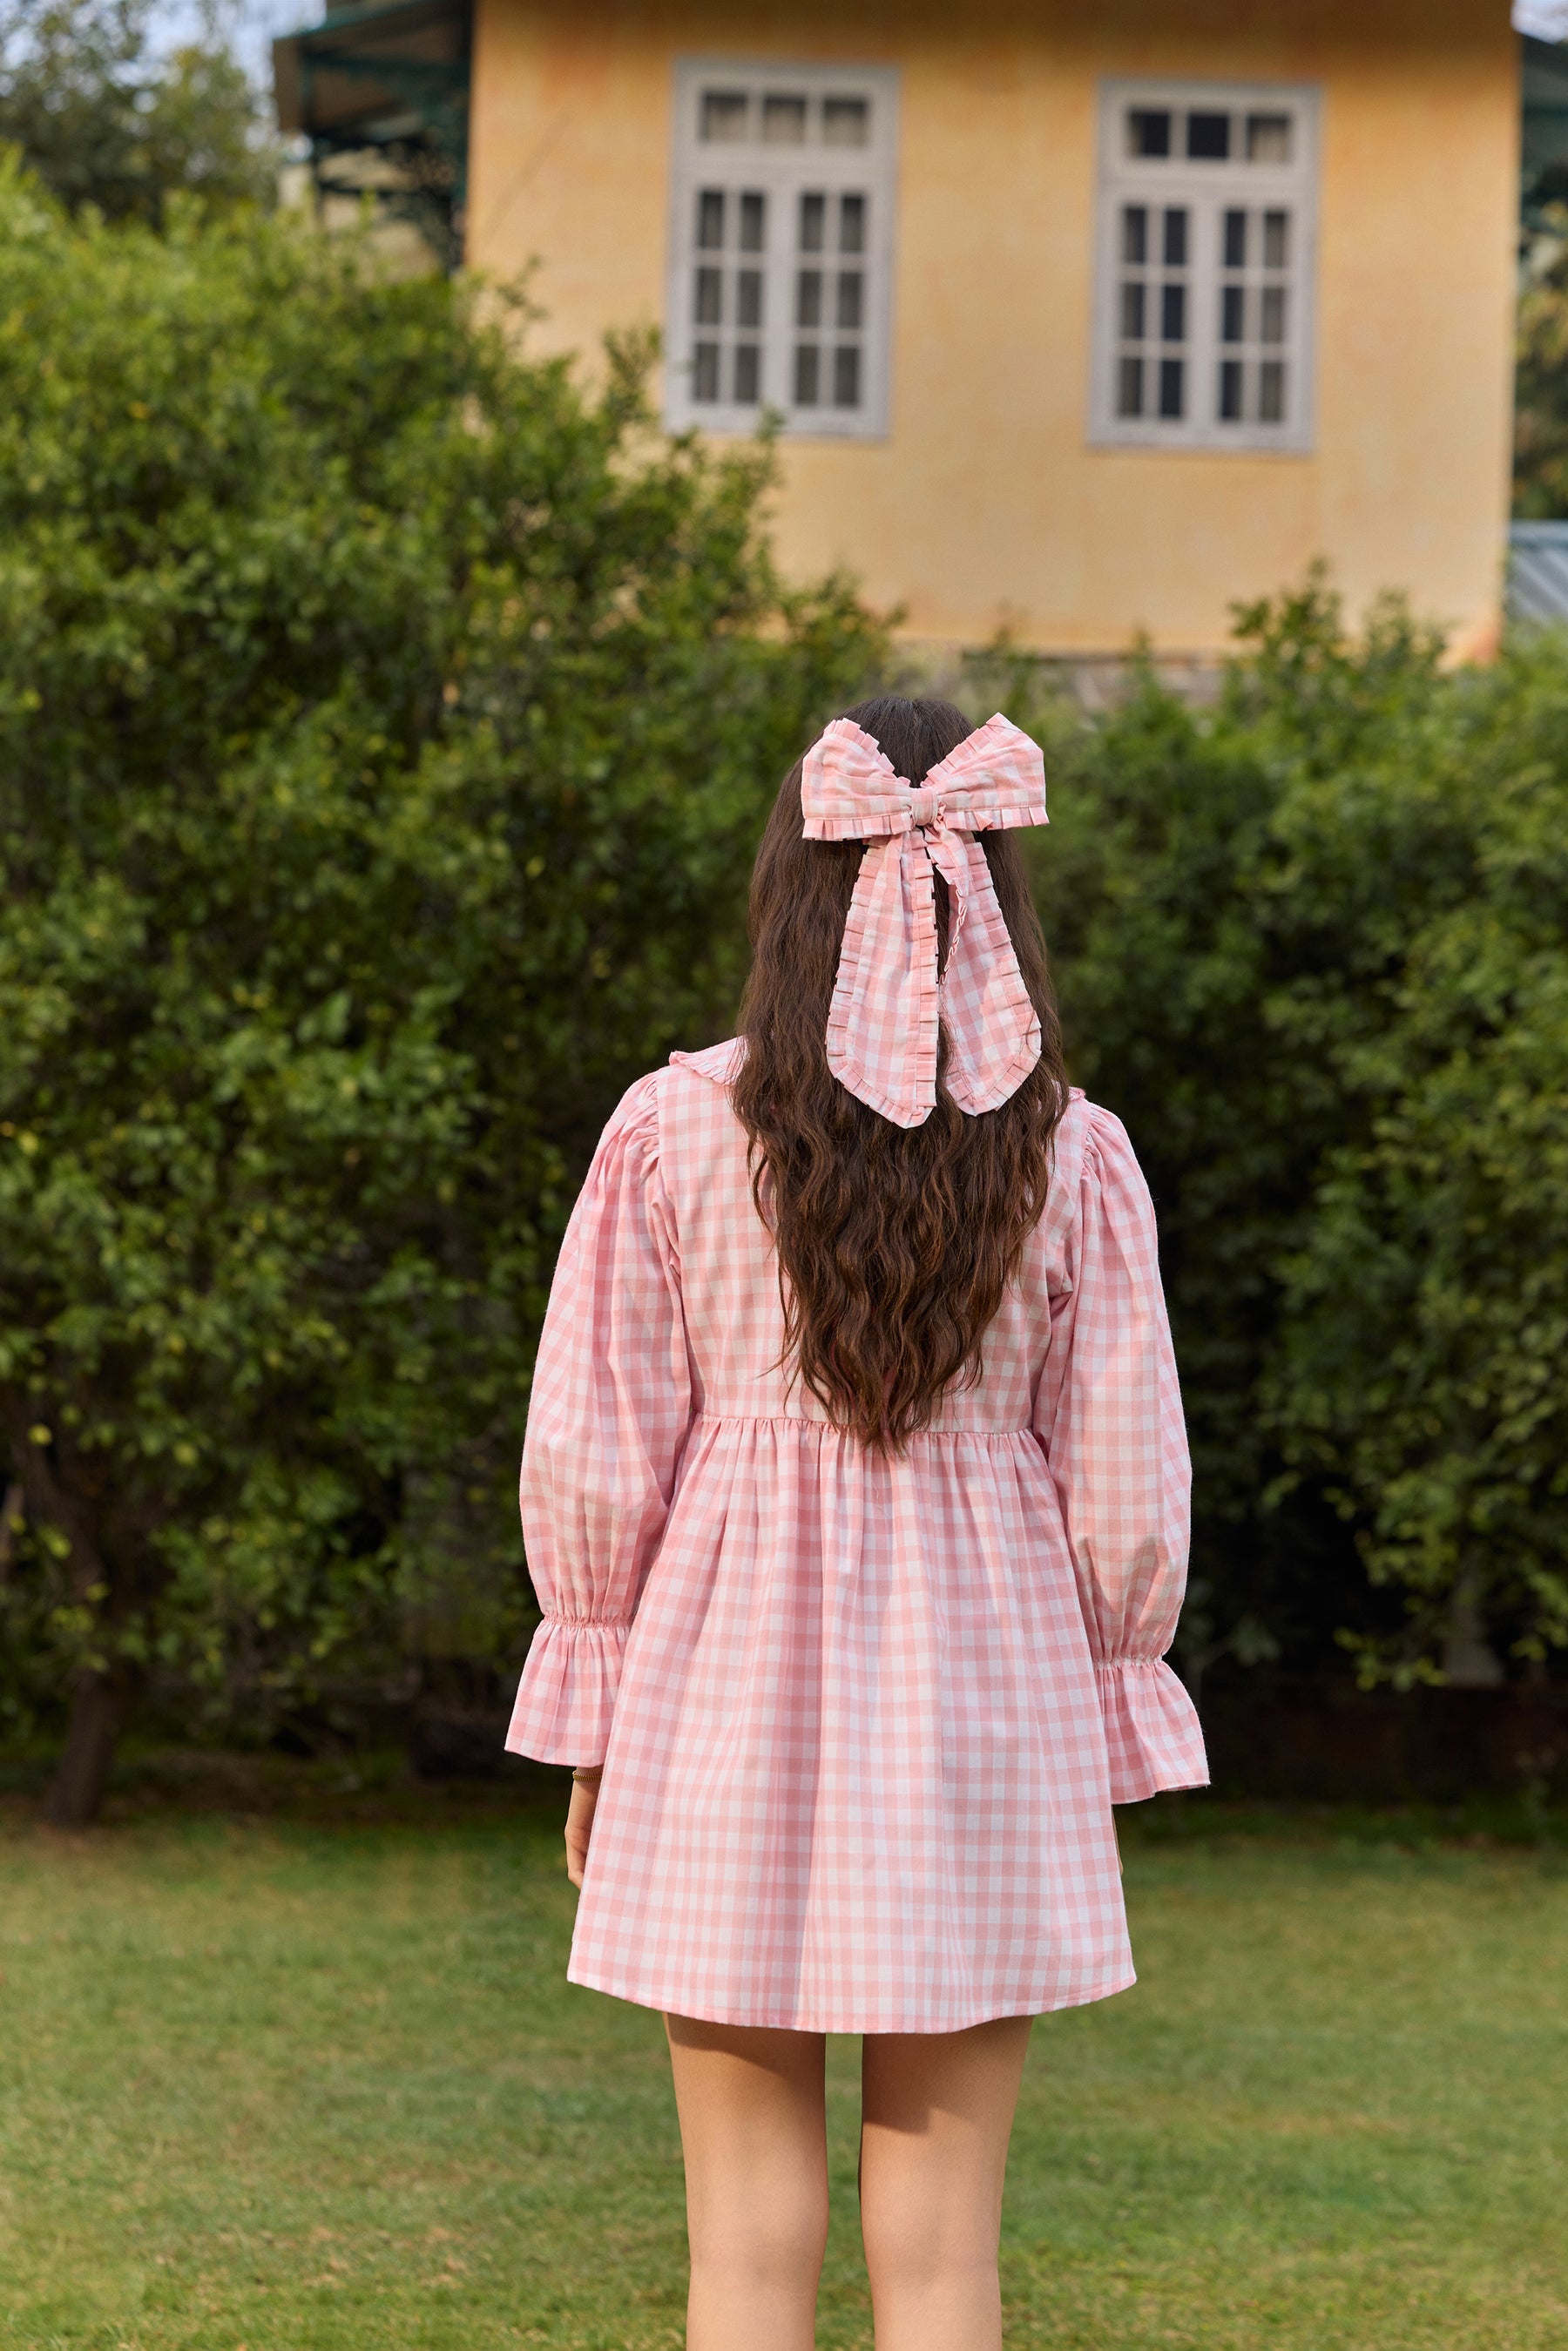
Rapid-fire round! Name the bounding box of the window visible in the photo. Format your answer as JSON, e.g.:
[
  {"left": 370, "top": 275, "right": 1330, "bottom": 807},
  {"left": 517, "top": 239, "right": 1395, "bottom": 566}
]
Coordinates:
[
  {"left": 666, "top": 60, "right": 899, "bottom": 438},
  {"left": 1090, "top": 80, "right": 1318, "bottom": 453}
]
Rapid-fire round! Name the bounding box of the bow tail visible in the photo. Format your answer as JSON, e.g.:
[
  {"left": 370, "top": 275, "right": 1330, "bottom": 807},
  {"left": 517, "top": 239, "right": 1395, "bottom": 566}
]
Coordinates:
[
  {"left": 935, "top": 835, "right": 1042, "bottom": 1115},
  {"left": 824, "top": 833, "right": 942, "bottom": 1128}
]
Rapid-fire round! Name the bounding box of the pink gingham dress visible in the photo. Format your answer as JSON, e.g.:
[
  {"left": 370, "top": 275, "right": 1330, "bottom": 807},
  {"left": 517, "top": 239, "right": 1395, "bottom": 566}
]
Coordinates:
[{"left": 507, "top": 1040, "right": 1208, "bottom": 2031}]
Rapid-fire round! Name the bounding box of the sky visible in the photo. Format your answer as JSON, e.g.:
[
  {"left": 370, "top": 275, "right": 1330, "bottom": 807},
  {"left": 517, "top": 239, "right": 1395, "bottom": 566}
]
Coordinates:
[{"left": 151, "top": 0, "right": 303, "bottom": 81}]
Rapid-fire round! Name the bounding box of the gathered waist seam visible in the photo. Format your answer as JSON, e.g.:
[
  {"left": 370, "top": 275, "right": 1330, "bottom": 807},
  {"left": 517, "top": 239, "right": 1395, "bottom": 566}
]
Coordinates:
[{"left": 690, "top": 1410, "right": 1033, "bottom": 1440}]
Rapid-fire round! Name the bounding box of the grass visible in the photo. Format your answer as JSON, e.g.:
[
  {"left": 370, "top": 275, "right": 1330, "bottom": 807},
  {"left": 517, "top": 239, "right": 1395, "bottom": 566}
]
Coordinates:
[{"left": 1, "top": 1769, "right": 1565, "bottom": 2348}]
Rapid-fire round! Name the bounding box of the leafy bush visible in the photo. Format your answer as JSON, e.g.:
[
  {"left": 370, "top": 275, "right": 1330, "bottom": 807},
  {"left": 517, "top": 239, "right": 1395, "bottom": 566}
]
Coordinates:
[
  {"left": 985, "top": 582, "right": 1568, "bottom": 1693},
  {"left": 0, "top": 0, "right": 274, "bottom": 225},
  {"left": 1517, "top": 206, "right": 1568, "bottom": 518},
  {"left": 0, "top": 166, "right": 883, "bottom": 1815},
  {"left": 5, "top": 155, "right": 1563, "bottom": 1817}
]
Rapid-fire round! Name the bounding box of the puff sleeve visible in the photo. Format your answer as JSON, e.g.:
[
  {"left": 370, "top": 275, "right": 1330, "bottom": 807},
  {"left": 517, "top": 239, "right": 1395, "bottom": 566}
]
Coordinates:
[
  {"left": 505, "top": 1075, "right": 691, "bottom": 1767},
  {"left": 1034, "top": 1105, "right": 1209, "bottom": 1803}
]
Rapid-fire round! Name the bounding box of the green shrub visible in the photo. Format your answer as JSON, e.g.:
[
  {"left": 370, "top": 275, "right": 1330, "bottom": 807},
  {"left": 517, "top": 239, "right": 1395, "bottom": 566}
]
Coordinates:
[
  {"left": 0, "top": 166, "right": 883, "bottom": 1813},
  {"left": 983, "top": 581, "right": 1568, "bottom": 1692},
  {"left": 5, "top": 153, "right": 1562, "bottom": 1814},
  {"left": 1517, "top": 206, "right": 1568, "bottom": 518}
]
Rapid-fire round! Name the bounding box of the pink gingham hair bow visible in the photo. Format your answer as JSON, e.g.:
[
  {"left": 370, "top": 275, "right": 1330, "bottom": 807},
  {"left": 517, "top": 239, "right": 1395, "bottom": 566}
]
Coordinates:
[{"left": 800, "top": 713, "right": 1049, "bottom": 1128}]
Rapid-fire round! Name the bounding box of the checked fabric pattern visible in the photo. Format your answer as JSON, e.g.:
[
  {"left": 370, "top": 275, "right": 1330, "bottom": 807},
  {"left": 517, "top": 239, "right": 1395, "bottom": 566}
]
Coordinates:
[
  {"left": 507, "top": 1047, "right": 1209, "bottom": 2032},
  {"left": 801, "top": 712, "right": 1050, "bottom": 1128}
]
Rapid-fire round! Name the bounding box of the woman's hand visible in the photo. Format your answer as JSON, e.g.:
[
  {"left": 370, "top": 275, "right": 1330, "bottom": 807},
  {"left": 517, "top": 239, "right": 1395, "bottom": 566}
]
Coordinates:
[{"left": 565, "top": 1766, "right": 602, "bottom": 1888}]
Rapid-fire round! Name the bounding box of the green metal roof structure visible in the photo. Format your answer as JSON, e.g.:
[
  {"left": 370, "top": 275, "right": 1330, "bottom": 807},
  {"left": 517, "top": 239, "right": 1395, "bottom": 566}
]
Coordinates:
[
  {"left": 1524, "top": 31, "right": 1568, "bottom": 233},
  {"left": 272, "top": 0, "right": 470, "bottom": 269}
]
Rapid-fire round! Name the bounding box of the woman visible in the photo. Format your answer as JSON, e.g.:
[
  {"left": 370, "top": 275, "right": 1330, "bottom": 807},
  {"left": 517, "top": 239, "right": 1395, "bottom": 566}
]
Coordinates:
[{"left": 507, "top": 696, "right": 1207, "bottom": 2350}]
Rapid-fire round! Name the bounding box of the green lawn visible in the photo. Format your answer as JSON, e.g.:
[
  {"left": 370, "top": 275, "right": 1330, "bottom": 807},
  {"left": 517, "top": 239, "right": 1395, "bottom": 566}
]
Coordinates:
[{"left": 2, "top": 1780, "right": 1565, "bottom": 2349}]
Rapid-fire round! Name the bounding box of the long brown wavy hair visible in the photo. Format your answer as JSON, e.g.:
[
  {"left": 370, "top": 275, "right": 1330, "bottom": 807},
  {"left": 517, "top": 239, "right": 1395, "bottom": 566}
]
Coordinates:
[{"left": 732, "top": 695, "right": 1067, "bottom": 1451}]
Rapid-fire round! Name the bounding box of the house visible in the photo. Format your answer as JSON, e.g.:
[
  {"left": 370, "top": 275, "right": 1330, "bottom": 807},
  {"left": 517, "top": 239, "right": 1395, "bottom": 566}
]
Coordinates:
[{"left": 277, "top": 3, "right": 1521, "bottom": 660}]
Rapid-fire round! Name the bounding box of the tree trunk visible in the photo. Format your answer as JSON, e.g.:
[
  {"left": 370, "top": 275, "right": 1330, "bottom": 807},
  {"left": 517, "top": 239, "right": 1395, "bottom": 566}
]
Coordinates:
[
  {"left": 1441, "top": 1570, "right": 1504, "bottom": 1689},
  {"left": 47, "top": 1671, "right": 123, "bottom": 1827}
]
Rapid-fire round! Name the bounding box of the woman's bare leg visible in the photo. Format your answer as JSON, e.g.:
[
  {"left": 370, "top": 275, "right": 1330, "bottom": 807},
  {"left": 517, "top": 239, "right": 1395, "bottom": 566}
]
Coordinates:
[
  {"left": 859, "top": 2016, "right": 1033, "bottom": 2351},
  {"left": 665, "top": 2015, "right": 829, "bottom": 2351}
]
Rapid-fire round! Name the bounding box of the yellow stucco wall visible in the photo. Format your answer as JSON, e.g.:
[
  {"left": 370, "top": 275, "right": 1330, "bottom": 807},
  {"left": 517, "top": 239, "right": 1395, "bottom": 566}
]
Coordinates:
[{"left": 467, "top": 1, "right": 1518, "bottom": 657}]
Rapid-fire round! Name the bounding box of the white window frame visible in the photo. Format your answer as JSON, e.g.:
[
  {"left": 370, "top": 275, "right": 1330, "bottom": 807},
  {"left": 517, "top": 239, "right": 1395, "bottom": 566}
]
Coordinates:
[
  {"left": 1089, "top": 78, "right": 1320, "bottom": 455},
  {"left": 665, "top": 57, "right": 900, "bottom": 441}
]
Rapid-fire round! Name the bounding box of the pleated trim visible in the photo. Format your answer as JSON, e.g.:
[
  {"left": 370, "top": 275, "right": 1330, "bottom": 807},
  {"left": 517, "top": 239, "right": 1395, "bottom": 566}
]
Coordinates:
[
  {"left": 670, "top": 1037, "right": 746, "bottom": 1086},
  {"left": 505, "top": 1617, "right": 629, "bottom": 1767},
  {"left": 1095, "top": 1658, "right": 1211, "bottom": 1804}
]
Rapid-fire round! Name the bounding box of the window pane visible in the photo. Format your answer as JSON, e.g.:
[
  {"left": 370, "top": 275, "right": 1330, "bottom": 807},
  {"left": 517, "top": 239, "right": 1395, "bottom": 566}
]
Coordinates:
[
  {"left": 762, "top": 94, "right": 807, "bottom": 144},
  {"left": 700, "top": 91, "right": 747, "bottom": 142},
  {"left": 1247, "top": 112, "right": 1292, "bottom": 163},
  {"left": 697, "top": 189, "right": 725, "bottom": 250},
  {"left": 1093, "top": 81, "right": 1310, "bottom": 449},
  {"left": 673, "top": 68, "right": 892, "bottom": 436},
  {"left": 1118, "top": 355, "right": 1144, "bottom": 416},
  {"left": 823, "top": 96, "right": 869, "bottom": 146},
  {"left": 1186, "top": 111, "right": 1230, "bottom": 160}
]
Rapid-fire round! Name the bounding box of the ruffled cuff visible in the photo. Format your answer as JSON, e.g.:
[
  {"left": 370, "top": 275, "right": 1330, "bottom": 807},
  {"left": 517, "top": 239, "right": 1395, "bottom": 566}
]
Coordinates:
[
  {"left": 1097, "top": 1658, "right": 1210, "bottom": 1804},
  {"left": 504, "top": 1618, "right": 629, "bottom": 1766}
]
